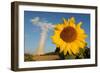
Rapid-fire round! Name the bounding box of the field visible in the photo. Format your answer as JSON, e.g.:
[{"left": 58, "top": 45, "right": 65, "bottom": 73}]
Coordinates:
[{"left": 24, "top": 47, "right": 90, "bottom": 61}]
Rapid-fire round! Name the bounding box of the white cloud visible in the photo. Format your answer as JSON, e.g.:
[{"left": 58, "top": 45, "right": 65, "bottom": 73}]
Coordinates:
[{"left": 31, "top": 17, "right": 55, "bottom": 29}]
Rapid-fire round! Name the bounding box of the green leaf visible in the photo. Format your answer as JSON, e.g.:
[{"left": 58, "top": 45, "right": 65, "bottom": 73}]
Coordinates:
[{"left": 65, "top": 55, "right": 76, "bottom": 59}]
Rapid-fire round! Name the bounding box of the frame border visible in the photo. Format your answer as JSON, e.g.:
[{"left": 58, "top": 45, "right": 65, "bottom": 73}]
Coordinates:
[{"left": 11, "top": 1, "right": 98, "bottom": 71}]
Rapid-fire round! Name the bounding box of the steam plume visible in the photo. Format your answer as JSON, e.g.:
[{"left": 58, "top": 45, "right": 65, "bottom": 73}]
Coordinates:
[{"left": 31, "top": 17, "right": 55, "bottom": 55}]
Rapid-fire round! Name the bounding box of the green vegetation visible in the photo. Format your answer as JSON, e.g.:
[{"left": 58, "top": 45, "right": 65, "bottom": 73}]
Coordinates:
[
  {"left": 55, "top": 47, "right": 90, "bottom": 59},
  {"left": 24, "top": 47, "right": 90, "bottom": 61},
  {"left": 24, "top": 54, "right": 34, "bottom": 61}
]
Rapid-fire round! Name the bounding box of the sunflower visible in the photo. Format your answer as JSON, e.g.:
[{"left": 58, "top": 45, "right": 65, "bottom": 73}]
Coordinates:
[{"left": 51, "top": 17, "right": 87, "bottom": 55}]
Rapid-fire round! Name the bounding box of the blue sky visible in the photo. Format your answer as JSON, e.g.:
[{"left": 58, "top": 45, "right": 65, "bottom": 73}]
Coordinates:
[{"left": 24, "top": 11, "right": 90, "bottom": 54}]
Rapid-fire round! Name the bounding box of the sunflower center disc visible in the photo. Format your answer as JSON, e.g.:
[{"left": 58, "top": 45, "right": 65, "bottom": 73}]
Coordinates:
[{"left": 60, "top": 27, "right": 77, "bottom": 42}]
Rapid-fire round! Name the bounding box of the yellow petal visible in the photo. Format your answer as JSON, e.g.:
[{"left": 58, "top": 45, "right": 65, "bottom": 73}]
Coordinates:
[
  {"left": 51, "top": 35, "right": 59, "bottom": 44},
  {"left": 75, "top": 40, "right": 85, "bottom": 49},
  {"left": 63, "top": 18, "right": 68, "bottom": 27},
  {"left": 63, "top": 47, "right": 68, "bottom": 55},
  {"left": 68, "top": 17, "right": 76, "bottom": 27},
  {"left": 76, "top": 37, "right": 86, "bottom": 43},
  {"left": 77, "top": 22, "right": 82, "bottom": 27},
  {"left": 53, "top": 30, "right": 60, "bottom": 35},
  {"left": 70, "top": 17, "right": 75, "bottom": 24},
  {"left": 71, "top": 43, "right": 79, "bottom": 54},
  {"left": 64, "top": 44, "right": 72, "bottom": 55},
  {"left": 60, "top": 42, "right": 66, "bottom": 53},
  {"left": 55, "top": 24, "right": 64, "bottom": 31},
  {"left": 77, "top": 33, "right": 87, "bottom": 39},
  {"left": 76, "top": 22, "right": 85, "bottom": 34}
]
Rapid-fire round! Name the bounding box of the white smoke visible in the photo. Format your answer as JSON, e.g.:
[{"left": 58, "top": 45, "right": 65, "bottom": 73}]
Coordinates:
[
  {"left": 31, "top": 17, "right": 55, "bottom": 55},
  {"left": 31, "top": 17, "right": 55, "bottom": 30}
]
